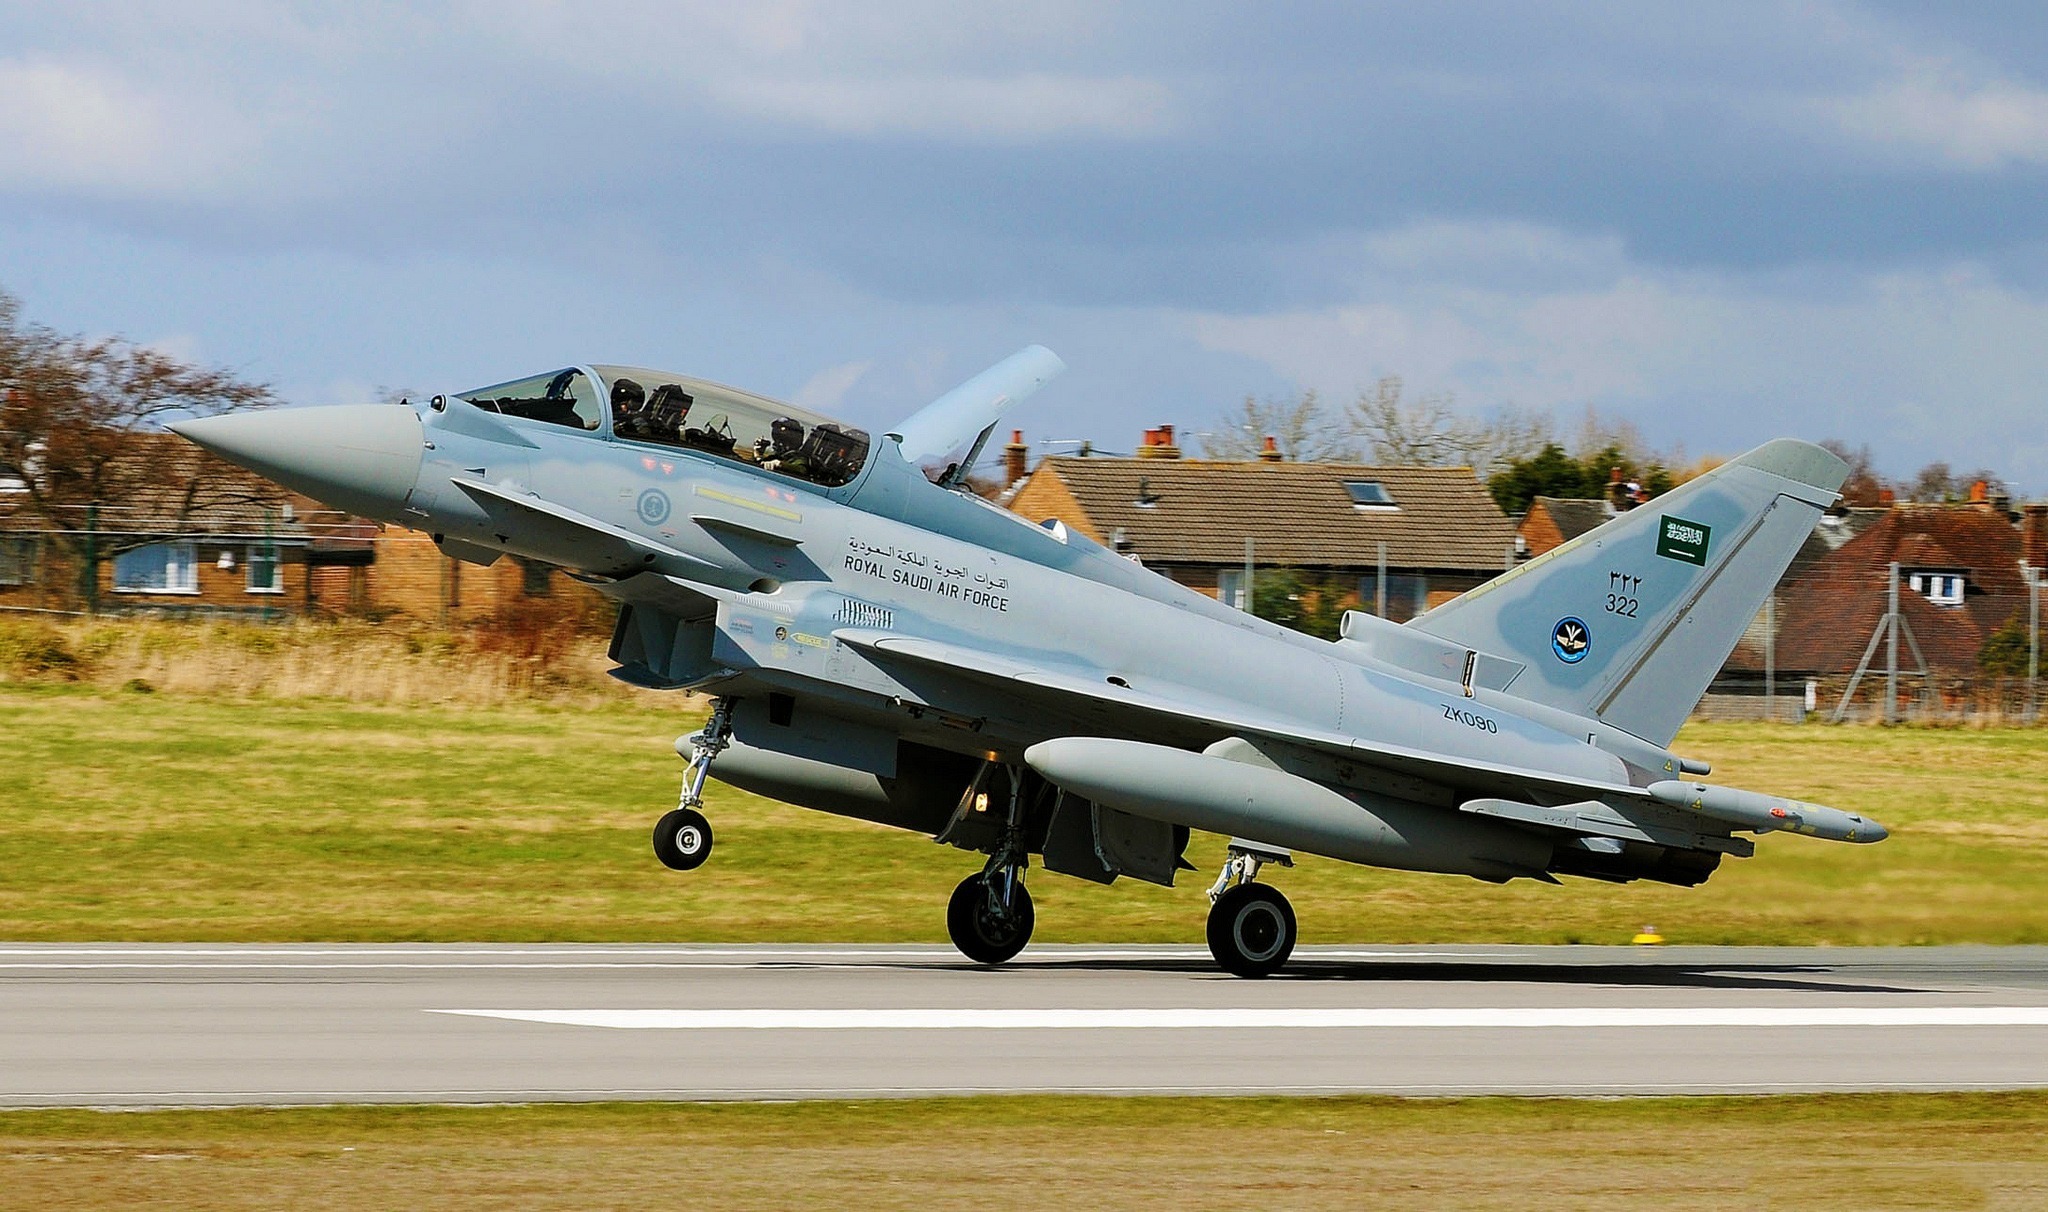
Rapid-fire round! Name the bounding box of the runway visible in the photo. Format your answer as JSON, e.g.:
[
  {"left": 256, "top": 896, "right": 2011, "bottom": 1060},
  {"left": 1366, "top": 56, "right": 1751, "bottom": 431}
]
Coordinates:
[{"left": 5, "top": 943, "right": 2048, "bottom": 1107}]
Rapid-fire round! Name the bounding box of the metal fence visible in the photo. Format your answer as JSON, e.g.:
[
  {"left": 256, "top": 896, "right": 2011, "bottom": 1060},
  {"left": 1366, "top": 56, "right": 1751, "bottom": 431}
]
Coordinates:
[{"left": 1698, "top": 675, "right": 2043, "bottom": 725}]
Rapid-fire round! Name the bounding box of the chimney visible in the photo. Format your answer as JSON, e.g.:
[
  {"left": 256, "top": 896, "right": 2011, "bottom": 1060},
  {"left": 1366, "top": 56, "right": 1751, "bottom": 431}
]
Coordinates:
[
  {"left": 1880, "top": 487, "right": 1896, "bottom": 507},
  {"left": 1258, "top": 435, "right": 1283, "bottom": 462},
  {"left": 1003, "top": 429, "right": 1029, "bottom": 486},
  {"left": 1136, "top": 424, "right": 1182, "bottom": 460},
  {"left": 2024, "top": 503, "right": 2048, "bottom": 573},
  {"left": 1969, "top": 479, "right": 1990, "bottom": 507}
]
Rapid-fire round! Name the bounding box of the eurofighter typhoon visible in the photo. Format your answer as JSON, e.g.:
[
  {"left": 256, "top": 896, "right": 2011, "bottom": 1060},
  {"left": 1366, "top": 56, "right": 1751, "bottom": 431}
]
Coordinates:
[{"left": 172, "top": 348, "right": 1885, "bottom": 976}]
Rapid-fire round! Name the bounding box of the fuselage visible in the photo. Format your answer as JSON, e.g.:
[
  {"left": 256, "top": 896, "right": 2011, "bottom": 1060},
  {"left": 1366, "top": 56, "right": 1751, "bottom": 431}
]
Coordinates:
[{"left": 392, "top": 369, "right": 1677, "bottom": 790}]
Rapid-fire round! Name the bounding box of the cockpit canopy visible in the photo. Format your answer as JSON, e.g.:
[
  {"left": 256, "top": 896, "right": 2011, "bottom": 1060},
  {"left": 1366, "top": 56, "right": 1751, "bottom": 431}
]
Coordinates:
[
  {"left": 457, "top": 365, "right": 872, "bottom": 490},
  {"left": 459, "top": 368, "right": 604, "bottom": 431}
]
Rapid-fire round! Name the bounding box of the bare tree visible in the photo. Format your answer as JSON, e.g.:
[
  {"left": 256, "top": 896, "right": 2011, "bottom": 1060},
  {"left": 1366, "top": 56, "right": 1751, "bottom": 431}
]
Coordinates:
[
  {"left": 1194, "top": 390, "right": 1361, "bottom": 462},
  {"left": 0, "top": 287, "right": 276, "bottom": 594},
  {"left": 1347, "top": 376, "right": 1551, "bottom": 477},
  {"left": 1818, "top": 439, "right": 1886, "bottom": 507},
  {"left": 1350, "top": 376, "right": 1469, "bottom": 464},
  {"left": 1959, "top": 467, "right": 2006, "bottom": 500},
  {"left": 1470, "top": 402, "right": 1555, "bottom": 478},
  {"left": 1907, "top": 461, "right": 1955, "bottom": 503},
  {"left": 1568, "top": 403, "right": 1667, "bottom": 465}
]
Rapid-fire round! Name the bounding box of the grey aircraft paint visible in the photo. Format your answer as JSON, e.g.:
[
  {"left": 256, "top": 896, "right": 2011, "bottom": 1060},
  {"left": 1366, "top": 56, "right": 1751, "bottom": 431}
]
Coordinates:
[{"left": 171, "top": 347, "right": 1885, "bottom": 975}]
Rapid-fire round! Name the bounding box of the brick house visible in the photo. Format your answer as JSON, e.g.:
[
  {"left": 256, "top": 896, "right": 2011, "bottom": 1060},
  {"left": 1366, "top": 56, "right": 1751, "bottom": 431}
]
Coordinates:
[
  {"left": 0, "top": 431, "right": 594, "bottom": 621},
  {"left": 0, "top": 436, "right": 319, "bottom": 615},
  {"left": 1517, "top": 497, "right": 1615, "bottom": 558},
  {"left": 1004, "top": 426, "right": 1517, "bottom": 621},
  {"left": 1731, "top": 500, "right": 2047, "bottom": 682}
]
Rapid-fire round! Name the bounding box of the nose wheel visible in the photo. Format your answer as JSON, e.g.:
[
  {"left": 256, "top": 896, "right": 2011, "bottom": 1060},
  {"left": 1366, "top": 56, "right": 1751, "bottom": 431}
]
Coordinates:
[
  {"left": 652, "top": 807, "right": 713, "bottom": 871},
  {"left": 654, "top": 697, "right": 734, "bottom": 873}
]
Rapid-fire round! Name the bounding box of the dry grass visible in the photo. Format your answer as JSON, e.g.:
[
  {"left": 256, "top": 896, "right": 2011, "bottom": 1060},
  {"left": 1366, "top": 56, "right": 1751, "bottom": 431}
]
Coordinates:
[
  {"left": 0, "top": 614, "right": 635, "bottom": 705},
  {"left": 2, "top": 1093, "right": 2046, "bottom": 1210}
]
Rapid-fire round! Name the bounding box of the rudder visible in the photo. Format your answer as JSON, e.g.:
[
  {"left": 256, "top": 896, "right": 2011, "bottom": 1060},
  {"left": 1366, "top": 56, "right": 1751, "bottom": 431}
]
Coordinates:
[{"left": 1410, "top": 439, "right": 1846, "bottom": 746}]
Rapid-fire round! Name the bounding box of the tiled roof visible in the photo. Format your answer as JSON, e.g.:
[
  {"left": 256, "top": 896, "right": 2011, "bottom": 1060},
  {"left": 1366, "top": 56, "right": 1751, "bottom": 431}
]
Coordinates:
[
  {"left": 1893, "top": 534, "right": 1963, "bottom": 569},
  {"left": 1785, "top": 508, "right": 1887, "bottom": 585},
  {"left": 0, "top": 431, "right": 310, "bottom": 539},
  {"left": 1529, "top": 497, "right": 1613, "bottom": 543},
  {"left": 1027, "top": 457, "right": 1516, "bottom": 571},
  {"left": 1746, "top": 505, "right": 2029, "bottom": 675}
]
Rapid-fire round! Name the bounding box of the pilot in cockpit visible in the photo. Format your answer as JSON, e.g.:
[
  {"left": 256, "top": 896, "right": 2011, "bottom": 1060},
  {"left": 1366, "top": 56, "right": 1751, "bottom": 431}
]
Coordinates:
[
  {"left": 610, "top": 377, "right": 647, "bottom": 437},
  {"left": 759, "top": 417, "right": 809, "bottom": 477}
]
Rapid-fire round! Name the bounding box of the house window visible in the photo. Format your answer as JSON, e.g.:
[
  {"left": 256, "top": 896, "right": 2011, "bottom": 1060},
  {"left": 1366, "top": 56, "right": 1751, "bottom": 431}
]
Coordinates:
[
  {"left": 113, "top": 542, "right": 199, "bottom": 594},
  {"left": 520, "top": 559, "right": 553, "bottom": 598},
  {"left": 1360, "top": 572, "right": 1428, "bottom": 622},
  {"left": 1907, "top": 571, "right": 1965, "bottom": 606},
  {"left": 246, "top": 543, "right": 283, "bottom": 594},
  {"left": 0, "top": 536, "right": 36, "bottom": 586},
  {"left": 1344, "top": 480, "right": 1398, "bottom": 510}
]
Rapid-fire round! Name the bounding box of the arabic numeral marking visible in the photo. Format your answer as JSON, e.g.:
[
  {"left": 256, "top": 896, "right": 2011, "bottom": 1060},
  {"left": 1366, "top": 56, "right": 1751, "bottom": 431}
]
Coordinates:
[{"left": 1604, "top": 594, "right": 1638, "bottom": 618}]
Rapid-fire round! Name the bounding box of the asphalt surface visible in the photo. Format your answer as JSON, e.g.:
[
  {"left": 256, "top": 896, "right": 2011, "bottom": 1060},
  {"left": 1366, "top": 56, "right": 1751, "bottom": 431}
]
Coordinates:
[{"left": 5, "top": 943, "right": 2048, "bottom": 1107}]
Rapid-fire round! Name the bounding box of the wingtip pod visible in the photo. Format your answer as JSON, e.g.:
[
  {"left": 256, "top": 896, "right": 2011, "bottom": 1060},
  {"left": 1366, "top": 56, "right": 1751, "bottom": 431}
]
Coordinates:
[{"left": 1646, "top": 780, "right": 1886, "bottom": 844}]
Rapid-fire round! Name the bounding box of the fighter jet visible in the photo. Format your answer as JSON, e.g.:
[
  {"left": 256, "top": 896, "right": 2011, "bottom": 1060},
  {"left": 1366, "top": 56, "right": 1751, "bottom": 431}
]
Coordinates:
[{"left": 172, "top": 348, "right": 1886, "bottom": 977}]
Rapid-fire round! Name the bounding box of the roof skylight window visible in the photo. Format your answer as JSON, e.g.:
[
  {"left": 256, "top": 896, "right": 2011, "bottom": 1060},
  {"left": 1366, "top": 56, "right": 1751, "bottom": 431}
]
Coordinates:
[{"left": 1344, "top": 480, "right": 1397, "bottom": 510}]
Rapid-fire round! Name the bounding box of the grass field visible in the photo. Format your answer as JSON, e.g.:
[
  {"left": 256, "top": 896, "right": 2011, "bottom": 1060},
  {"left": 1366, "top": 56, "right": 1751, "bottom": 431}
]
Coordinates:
[
  {"left": 3, "top": 1093, "right": 2046, "bottom": 1209},
  {"left": 4, "top": 686, "right": 2046, "bottom": 944}
]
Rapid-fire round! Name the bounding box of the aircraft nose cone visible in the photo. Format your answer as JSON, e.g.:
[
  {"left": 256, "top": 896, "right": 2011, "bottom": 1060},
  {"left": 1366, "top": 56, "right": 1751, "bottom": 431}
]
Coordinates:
[
  {"left": 170, "top": 404, "right": 424, "bottom": 521},
  {"left": 1861, "top": 818, "right": 1889, "bottom": 843}
]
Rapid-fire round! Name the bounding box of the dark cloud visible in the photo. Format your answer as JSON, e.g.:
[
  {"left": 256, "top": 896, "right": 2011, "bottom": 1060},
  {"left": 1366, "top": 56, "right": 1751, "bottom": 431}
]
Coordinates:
[{"left": 2, "top": 3, "right": 2047, "bottom": 488}]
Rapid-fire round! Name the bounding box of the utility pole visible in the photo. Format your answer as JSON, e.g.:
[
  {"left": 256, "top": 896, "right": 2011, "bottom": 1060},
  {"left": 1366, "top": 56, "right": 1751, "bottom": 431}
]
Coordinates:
[
  {"left": 83, "top": 503, "right": 99, "bottom": 615},
  {"left": 1764, "top": 593, "right": 1776, "bottom": 722},
  {"left": 1885, "top": 560, "right": 1900, "bottom": 726},
  {"left": 1242, "top": 536, "right": 1254, "bottom": 613},
  {"left": 1376, "top": 541, "right": 1388, "bottom": 619},
  {"left": 2029, "top": 562, "right": 2040, "bottom": 724}
]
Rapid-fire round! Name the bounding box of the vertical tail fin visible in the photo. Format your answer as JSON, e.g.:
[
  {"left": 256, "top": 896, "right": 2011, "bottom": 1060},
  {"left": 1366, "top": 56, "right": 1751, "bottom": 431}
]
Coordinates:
[{"left": 1411, "top": 439, "right": 1846, "bottom": 746}]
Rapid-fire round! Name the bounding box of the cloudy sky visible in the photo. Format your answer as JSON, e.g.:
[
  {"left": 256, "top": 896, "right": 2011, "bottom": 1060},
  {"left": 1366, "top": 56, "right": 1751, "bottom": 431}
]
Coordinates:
[{"left": 3, "top": 2, "right": 2046, "bottom": 489}]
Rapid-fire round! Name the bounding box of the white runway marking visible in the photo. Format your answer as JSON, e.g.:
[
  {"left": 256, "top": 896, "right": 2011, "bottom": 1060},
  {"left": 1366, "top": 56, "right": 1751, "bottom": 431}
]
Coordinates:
[
  {"left": 0, "top": 946, "right": 1517, "bottom": 970},
  {"left": 431, "top": 1006, "right": 2048, "bottom": 1030}
]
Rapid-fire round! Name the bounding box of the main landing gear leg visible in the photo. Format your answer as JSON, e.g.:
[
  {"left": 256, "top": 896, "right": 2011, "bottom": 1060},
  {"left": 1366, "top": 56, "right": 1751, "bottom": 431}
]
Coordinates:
[
  {"left": 947, "top": 766, "right": 1036, "bottom": 965},
  {"left": 653, "top": 698, "right": 735, "bottom": 872},
  {"left": 1205, "top": 843, "right": 1297, "bottom": 978}
]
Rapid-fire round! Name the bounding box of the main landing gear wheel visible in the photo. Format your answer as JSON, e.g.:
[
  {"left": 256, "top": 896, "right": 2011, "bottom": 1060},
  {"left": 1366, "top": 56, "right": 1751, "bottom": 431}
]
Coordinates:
[
  {"left": 947, "top": 872, "right": 1035, "bottom": 965},
  {"left": 1207, "top": 883, "right": 1297, "bottom": 978},
  {"left": 652, "top": 807, "right": 713, "bottom": 871}
]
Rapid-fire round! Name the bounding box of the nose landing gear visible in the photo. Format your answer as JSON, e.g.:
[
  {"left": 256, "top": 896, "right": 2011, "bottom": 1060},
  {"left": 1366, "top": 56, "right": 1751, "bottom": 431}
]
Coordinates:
[
  {"left": 654, "top": 698, "right": 734, "bottom": 872},
  {"left": 1205, "top": 844, "right": 1297, "bottom": 977}
]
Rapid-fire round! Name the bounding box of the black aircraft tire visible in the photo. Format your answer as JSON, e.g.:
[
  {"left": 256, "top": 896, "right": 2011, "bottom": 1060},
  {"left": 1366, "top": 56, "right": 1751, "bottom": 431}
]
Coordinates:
[
  {"left": 1207, "top": 883, "right": 1297, "bottom": 978},
  {"left": 946, "top": 874, "right": 1035, "bottom": 965},
  {"left": 652, "top": 807, "right": 713, "bottom": 871}
]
